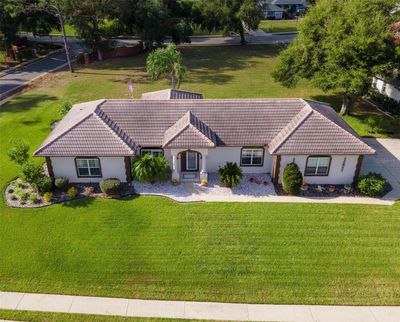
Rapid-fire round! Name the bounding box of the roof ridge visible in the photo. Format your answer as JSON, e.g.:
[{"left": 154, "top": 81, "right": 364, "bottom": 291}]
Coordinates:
[
  {"left": 95, "top": 106, "right": 136, "bottom": 150},
  {"left": 268, "top": 104, "right": 313, "bottom": 154},
  {"left": 34, "top": 113, "right": 94, "bottom": 156},
  {"left": 307, "top": 102, "right": 376, "bottom": 154}
]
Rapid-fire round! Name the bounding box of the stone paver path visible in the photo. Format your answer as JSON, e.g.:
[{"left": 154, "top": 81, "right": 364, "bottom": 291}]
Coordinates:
[{"left": 1, "top": 291, "right": 400, "bottom": 321}]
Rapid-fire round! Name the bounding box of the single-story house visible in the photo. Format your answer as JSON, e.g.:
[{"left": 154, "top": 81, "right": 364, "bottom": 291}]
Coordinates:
[
  {"left": 34, "top": 91, "right": 375, "bottom": 185},
  {"left": 264, "top": 4, "right": 284, "bottom": 20},
  {"left": 268, "top": 0, "right": 307, "bottom": 16},
  {"left": 372, "top": 76, "right": 400, "bottom": 102}
]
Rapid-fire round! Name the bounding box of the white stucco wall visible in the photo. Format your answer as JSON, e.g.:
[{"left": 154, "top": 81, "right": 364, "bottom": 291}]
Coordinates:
[
  {"left": 207, "top": 147, "right": 273, "bottom": 174},
  {"left": 373, "top": 77, "right": 400, "bottom": 102},
  {"left": 51, "top": 157, "right": 127, "bottom": 183},
  {"left": 164, "top": 147, "right": 273, "bottom": 174},
  {"left": 278, "top": 155, "right": 359, "bottom": 184}
]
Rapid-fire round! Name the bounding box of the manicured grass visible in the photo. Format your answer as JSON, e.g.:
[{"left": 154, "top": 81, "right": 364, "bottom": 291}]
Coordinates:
[
  {"left": 259, "top": 19, "right": 299, "bottom": 33},
  {"left": 0, "top": 197, "right": 400, "bottom": 305},
  {"left": 1, "top": 44, "right": 399, "bottom": 306},
  {"left": 0, "top": 310, "right": 185, "bottom": 322}
]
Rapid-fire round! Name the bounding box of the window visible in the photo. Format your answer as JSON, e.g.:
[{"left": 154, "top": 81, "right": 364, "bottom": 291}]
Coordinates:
[
  {"left": 305, "top": 156, "right": 331, "bottom": 176},
  {"left": 75, "top": 158, "right": 102, "bottom": 177},
  {"left": 140, "top": 148, "right": 164, "bottom": 157},
  {"left": 241, "top": 148, "right": 264, "bottom": 166}
]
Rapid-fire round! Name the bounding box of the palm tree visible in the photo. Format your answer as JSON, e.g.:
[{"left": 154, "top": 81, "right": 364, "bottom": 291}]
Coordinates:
[
  {"left": 146, "top": 44, "right": 185, "bottom": 89},
  {"left": 132, "top": 154, "right": 171, "bottom": 183}
]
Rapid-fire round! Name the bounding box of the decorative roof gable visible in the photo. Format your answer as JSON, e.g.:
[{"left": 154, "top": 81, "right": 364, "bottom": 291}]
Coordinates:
[{"left": 163, "top": 111, "right": 217, "bottom": 148}]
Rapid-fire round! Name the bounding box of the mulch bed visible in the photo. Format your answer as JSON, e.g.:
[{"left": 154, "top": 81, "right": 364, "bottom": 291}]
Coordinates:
[{"left": 275, "top": 183, "right": 392, "bottom": 198}]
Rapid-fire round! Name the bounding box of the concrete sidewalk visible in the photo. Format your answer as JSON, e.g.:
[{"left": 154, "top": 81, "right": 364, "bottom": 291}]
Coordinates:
[{"left": 1, "top": 292, "right": 400, "bottom": 321}]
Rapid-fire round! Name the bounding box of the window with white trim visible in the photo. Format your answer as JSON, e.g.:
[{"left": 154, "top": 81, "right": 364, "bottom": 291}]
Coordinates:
[
  {"left": 241, "top": 148, "right": 264, "bottom": 166},
  {"left": 140, "top": 148, "right": 164, "bottom": 157},
  {"left": 305, "top": 156, "right": 331, "bottom": 176},
  {"left": 75, "top": 158, "right": 102, "bottom": 177}
]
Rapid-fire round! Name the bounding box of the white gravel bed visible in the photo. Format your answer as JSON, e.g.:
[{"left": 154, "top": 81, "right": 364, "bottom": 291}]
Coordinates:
[{"left": 133, "top": 173, "right": 276, "bottom": 202}]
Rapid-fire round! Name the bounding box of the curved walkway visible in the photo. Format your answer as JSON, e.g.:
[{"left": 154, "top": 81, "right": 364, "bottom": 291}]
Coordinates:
[{"left": 1, "top": 291, "right": 399, "bottom": 321}]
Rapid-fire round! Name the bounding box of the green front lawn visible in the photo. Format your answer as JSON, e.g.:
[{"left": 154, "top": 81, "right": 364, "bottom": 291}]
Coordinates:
[
  {"left": 1, "top": 197, "right": 400, "bottom": 305},
  {"left": 1, "top": 44, "right": 399, "bottom": 306},
  {"left": 259, "top": 19, "right": 299, "bottom": 33},
  {"left": 0, "top": 310, "right": 185, "bottom": 322}
]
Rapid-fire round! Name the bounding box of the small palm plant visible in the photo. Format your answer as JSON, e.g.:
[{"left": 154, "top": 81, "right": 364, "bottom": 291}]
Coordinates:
[
  {"left": 146, "top": 44, "right": 186, "bottom": 89},
  {"left": 132, "top": 154, "right": 171, "bottom": 183},
  {"left": 218, "top": 162, "right": 243, "bottom": 188}
]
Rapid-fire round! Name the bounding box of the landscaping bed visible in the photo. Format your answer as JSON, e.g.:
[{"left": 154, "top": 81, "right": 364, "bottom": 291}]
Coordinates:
[
  {"left": 275, "top": 183, "right": 392, "bottom": 198},
  {"left": 4, "top": 178, "right": 135, "bottom": 208}
]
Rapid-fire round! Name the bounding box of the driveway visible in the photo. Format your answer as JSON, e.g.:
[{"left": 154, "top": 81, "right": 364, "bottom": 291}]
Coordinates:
[{"left": 362, "top": 138, "right": 400, "bottom": 201}]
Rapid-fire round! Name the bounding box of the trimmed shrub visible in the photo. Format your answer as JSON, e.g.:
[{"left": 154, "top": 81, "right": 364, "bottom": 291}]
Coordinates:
[
  {"left": 7, "top": 140, "right": 30, "bottom": 165},
  {"left": 356, "top": 172, "right": 387, "bottom": 197},
  {"left": 55, "top": 177, "right": 69, "bottom": 191},
  {"left": 100, "top": 178, "right": 122, "bottom": 195},
  {"left": 21, "top": 161, "right": 44, "bottom": 186},
  {"left": 36, "top": 176, "right": 54, "bottom": 195},
  {"left": 28, "top": 194, "right": 40, "bottom": 204},
  {"left": 67, "top": 186, "right": 78, "bottom": 198},
  {"left": 59, "top": 101, "right": 73, "bottom": 117},
  {"left": 43, "top": 192, "right": 53, "bottom": 202},
  {"left": 282, "top": 162, "right": 303, "bottom": 196},
  {"left": 218, "top": 162, "right": 243, "bottom": 188}
]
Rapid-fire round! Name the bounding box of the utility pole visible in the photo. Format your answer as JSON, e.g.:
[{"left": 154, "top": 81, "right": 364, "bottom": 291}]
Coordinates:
[{"left": 47, "top": 4, "right": 74, "bottom": 73}]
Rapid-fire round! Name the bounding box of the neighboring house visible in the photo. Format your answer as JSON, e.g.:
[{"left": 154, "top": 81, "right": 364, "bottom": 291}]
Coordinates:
[
  {"left": 268, "top": 0, "right": 307, "bottom": 16},
  {"left": 372, "top": 76, "right": 400, "bottom": 102},
  {"left": 34, "top": 91, "right": 375, "bottom": 185},
  {"left": 264, "top": 3, "right": 284, "bottom": 20},
  {"left": 141, "top": 89, "right": 203, "bottom": 100}
]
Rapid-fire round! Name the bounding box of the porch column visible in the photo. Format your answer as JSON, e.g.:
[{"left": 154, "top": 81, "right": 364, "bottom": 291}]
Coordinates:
[
  {"left": 200, "top": 151, "right": 208, "bottom": 181},
  {"left": 171, "top": 151, "right": 179, "bottom": 181}
]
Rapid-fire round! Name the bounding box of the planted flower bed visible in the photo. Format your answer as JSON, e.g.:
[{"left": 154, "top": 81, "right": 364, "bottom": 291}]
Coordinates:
[{"left": 4, "top": 178, "right": 135, "bottom": 208}]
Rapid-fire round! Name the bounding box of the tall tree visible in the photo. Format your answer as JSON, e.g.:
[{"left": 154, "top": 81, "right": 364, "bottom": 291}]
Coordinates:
[
  {"left": 69, "top": 0, "right": 118, "bottom": 60},
  {"left": 0, "top": 1, "right": 19, "bottom": 55},
  {"left": 195, "top": 0, "right": 264, "bottom": 44},
  {"left": 146, "top": 44, "right": 185, "bottom": 89},
  {"left": 272, "top": 0, "right": 400, "bottom": 115}
]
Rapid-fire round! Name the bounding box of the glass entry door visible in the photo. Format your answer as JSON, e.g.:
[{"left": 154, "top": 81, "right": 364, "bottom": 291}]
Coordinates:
[{"left": 186, "top": 151, "right": 198, "bottom": 171}]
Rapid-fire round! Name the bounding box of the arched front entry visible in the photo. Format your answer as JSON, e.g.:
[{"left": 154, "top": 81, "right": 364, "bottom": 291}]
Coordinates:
[
  {"left": 180, "top": 150, "right": 199, "bottom": 172},
  {"left": 171, "top": 149, "right": 208, "bottom": 182}
]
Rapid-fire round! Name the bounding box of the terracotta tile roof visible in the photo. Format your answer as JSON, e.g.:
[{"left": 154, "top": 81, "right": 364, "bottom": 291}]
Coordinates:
[
  {"left": 141, "top": 89, "right": 203, "bottom": 100},
  {"left": 34, "top": 101, "right": 135, "bottom": 157},
  {"left": 163, "top": 111, "right": 217, "bottom": 148},
  {"left": 34, "top": 98, "right": 375, "bottom": 157},
  {"left": 269, "top": 100, "right": 375, "bottom": 155}
]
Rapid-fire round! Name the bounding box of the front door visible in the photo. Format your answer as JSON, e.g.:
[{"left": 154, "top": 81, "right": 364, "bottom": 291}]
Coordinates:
[{"left": 181, "top": 151, "right": 198, "bottom": 172}]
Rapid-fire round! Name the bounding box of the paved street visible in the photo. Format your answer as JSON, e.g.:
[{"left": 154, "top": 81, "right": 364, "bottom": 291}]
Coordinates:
[{"left": 1, "top": 291, "right": 400, "bottom": 321}]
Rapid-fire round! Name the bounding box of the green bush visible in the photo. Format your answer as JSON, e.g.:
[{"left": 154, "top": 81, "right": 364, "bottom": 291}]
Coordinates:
[
  {"left": 356, "top": 172, "right": 387, "bottom": 197},
  {"left": 36, "top": 176, "right": 53, "bottom": 195},
  {"left": 43, "top": 192, "right": 53, "bottom": 202},
  {"left": 100, "top": 178, "right": 122, "bottom": 195},
  {"left": 282, "top": 162, "right": 303, "bottom": 195},
  {"left": 55, "top": 177, "right": 69, "bottom": 190},
  {"left": 67, "top": 186, "right": 78, "bottom": 198},
  {"left": 7, "top": 140, "right": 30, "bottom": 165},
  {"left": 16, "top": 190, "right": 30, "bottom": 201},
  {"left": 21, "top": 161, "right": 44, "bottom": 186},
  {"left": 28, "top": 194, "right": 40, "bottom": 204},
  {"left": 218, "top": 162, "right": 243, "bottom": 188},
  {"left": 132, "top": 154, "right": 171, "bottom": 183},
  {"left": 59, "top": 101, "right": 73, "bottom": 117}
]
